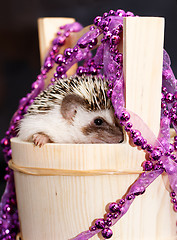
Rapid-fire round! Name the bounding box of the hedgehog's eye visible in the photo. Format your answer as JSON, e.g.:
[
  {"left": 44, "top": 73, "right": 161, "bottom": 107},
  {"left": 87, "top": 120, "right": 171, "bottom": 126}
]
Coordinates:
[{"left": 94, "top": 118, "right": 104, "bottom": 126}]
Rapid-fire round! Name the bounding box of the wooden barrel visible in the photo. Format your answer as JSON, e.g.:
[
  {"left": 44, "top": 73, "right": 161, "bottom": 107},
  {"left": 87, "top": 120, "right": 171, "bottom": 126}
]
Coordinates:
[{"left": 11, "top": 138, "right": 176, "bottom": 240}]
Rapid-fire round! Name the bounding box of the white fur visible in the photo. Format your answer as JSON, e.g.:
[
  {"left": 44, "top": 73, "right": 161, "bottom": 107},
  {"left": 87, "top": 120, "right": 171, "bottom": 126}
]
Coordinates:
[{"left": 18, "top": 105, "right": 114, "bottom": 144}]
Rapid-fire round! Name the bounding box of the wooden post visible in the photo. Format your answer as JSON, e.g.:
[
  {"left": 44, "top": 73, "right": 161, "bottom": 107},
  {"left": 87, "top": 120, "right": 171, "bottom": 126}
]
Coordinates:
[
  {"left": 11, "top": 17, "right": 177, "bottom": 240},
  {"left": 124, "top": 17, "right": 164, "bottom": 136}
]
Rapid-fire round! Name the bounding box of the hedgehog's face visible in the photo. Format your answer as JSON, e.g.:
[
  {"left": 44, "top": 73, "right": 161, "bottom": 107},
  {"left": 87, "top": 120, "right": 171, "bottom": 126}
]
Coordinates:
[{"left": 61, "top": 94, "right": 124, "bottom": 144}]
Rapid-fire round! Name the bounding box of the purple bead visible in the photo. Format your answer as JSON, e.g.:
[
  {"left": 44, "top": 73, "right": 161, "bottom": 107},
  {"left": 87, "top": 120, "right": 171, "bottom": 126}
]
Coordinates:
[
  {"left": 174, "top": 142, "right": 177, "bottom": 151},
  {"left": 76, "top": 66, "right": 85, "bottom": 76},
  {"left": 116, "top": 9, "right": 126, "bottom": 17},
  {"left": 119, "top": 199, "right": 125, "bottom": 205},
  {"left": 165, "top": 93, "right": 174, "bottom": 103},
  {"left": 173, "top": 204, "right": 177, "bottom": 212},
  {"left": 125, "top": 122, "right": 133, "bottom": 129},
  {"left": 55, "top": 54, "right": 64, "bottom": 64},
  {"left": 170, "top": 191, "right": 176, "bottom": 198},
  {"left": 99, "top": 20, "right": 109, "bottom": 29},
  {"left": 126, "top": 11, "right": 134, "bottom": 17},
  {"left": 163, "top": 109, "right": 169, "bottom": 117},
  {"left": 170, "top": 108, "right": 176, "bottom": 114},
  {"left": 2, "top": 214, "right": 7, "bottom": 220},
  {"left": 173, "top": 118, "right": 177, "bottom": 126},
  {"left": 106, "top": 213, "right": 113, "bottom": 219},
  {"left": 171, "top": 198, "right": 177, "bottom": 204},
  {"left": 110, "top": 35, "right": 121, "bottom": 45},
  {"left": 151, "top": 149, "right": 162, "bottom": 161},
  {"left": 55, "top": 36, "right": 66, "bottom": 46},
  {"left": 161, "top": 102, "right": 166, "bottom": 109},
  {"left": 164, "top": 151, "right": 171, "bottom": 157},
  {"left": 95, "top": 219, "right": 105, "bottom": 229},
  {"left": 169, "top": 113, "right": 176, "bottom": 121},
  {"left": 118, "top": 24, "right": 123, "bottom": 32},
  {"left": 126, "top": 194, "right": 135, "bottom": 200},
  {"left": 64, "top": 32, "right": 70, "bottom": 37},
  {"left": 89, "top": 66, "right": 97, "bottom": 75},
  {"left": 3, "top": 204, "right": 11, "bottom": 213},
  {"left": 146, "top": 144, "right": 153, "bottom": 153},
  {"left": 90, "top": 226, "right": 97, "bottom": 231},
  {"left": 44, "top": 59, "right": 53, "bottom": 70},
  {"left": 116, "top": 71, "right": 121, "bottom": 79},
  {"left": 104, "top": 31, "right": 112, "bottom": 40},
  {"left": 106, "top": 221, "right": 112, "bottom": 227},
  {"left": 103, "top": 12, "right": 109, "bottom": 18},
  {"left": 107, "top": 89, "right": 112, "bottom": 98},
  {"left": 49, "top": 50, "right": 55, "bottom": 58},
  {"left": 73, "top": 46, "right": 78, "bottom": 53},
  {"left": 51, "top": 78, "right": 55, "bottom": 83},
  {"left": 130, "top": 129, "right": 141, "bottom": 138},
  {"left": 154, "top": 163, "right": 163, "bottom": 170},
  {"left": 162, "top": 86, "right": 167, "bottom": 93},
  {"left": 133, "top": 135, "right": 144, "bottom": 146},
  {"left": 170, "top": 154, "right": 176, "bottom": 160},
  {"left": 120, "top": 111, "right": 130, "bottom": 122},
  {"left": 143, "top": 160, "right": 153, "bottom": 171},
  {"left": 141, "top": 143, "right": 148, "bottom": 150},
  {"left": 90, "top": 26, "right": 95, "bottom": 31},
  {"left": 64, "top": 48, "right": 73, "bottom": 58},
  {"left": 56, "top": 66, "right": 66, "bottom": 75},
  {"left": 112, "top": 29, "right": 120, "bottom": 36},
  {"left": 89, "top": 38, "right": 98, "bottom": 47},
  {"left": 1, "top": 138, "right": 10, "bottom": 147},
  {"left": 114, "top": 53, "right": 123, "bottom": 63},
  {"left": 174, "top": 91, "right": 177, "bottom": 100},
  {"left": 52, "top": 45, "right": 58, "bottom": 53},
  {"left": 31, "top": 81, "right": 39, "bottom": 90},
  {"left": 102, "top": 228, "right": 113, "bottom": 239},
  {"left": 161, "top": 93, "right": 165, "bottom": 101},
  {"left": 109, "top": 10, "right": 115, "bottom": 15},
  {"left": 168, "top": 143, "right": 174, "bottom": 153},
  {"left": 109, "top": 202, "right": 120, "bottom": 213},
  {"left": 94, "top": 16, "right": 102, "bottom": 26},
  {"left": 103, "top": 26, "right": 109, "bottom": 32}
]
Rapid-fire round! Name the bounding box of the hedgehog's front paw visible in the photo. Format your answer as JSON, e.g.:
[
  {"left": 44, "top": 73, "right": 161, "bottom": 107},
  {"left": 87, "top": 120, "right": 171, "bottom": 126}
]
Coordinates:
[{"left": 32, "top": 133, "right": 50, "bottom": 147}]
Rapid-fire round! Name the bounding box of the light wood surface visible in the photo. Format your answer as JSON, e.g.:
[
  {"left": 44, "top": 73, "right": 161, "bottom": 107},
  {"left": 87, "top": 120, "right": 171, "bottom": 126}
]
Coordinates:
[
  {"left": 11, "top": 17, "right": 177, "bottom": 240},
  {"left": 124, "top": 17, "right": 164, "bottom": 136}
]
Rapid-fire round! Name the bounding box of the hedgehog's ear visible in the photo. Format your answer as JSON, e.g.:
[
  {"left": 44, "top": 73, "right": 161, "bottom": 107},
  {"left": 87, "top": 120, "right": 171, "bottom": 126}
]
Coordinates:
[{"left": 61, "top": 94, "right": 86, "bottom": 121}]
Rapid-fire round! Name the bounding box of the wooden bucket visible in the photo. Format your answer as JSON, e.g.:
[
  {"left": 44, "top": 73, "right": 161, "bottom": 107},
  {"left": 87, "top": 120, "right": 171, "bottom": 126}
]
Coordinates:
[
  {"left": 10, "top": 17, "right": 177, "bottom": 239},
  {"left": 11, "top": 139, "right": 177, "bottom": 240}
]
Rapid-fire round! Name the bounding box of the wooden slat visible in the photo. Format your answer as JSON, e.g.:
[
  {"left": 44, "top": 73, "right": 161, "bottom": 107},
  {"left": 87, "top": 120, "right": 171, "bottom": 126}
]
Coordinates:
[{"left": 123, "top": 17, "right": 164, "bottom": 136}]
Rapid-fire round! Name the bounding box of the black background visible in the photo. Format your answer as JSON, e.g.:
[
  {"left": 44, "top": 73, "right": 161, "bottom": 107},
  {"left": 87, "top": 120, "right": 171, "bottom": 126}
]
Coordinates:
[{"left": 0, "top": 0, "right": 177, "bottom": 198}]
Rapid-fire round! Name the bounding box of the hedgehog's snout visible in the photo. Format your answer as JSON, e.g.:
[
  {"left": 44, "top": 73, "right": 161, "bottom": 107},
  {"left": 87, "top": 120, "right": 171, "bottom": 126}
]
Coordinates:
[{"left": 81, "top": 113, "right": 124, "bottom": 144}]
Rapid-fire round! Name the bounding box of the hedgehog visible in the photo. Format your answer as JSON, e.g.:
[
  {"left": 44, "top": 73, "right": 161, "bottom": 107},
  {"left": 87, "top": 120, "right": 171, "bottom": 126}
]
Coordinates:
[{"left": 18, "top": 75, "right": 124, "bottom": 146}]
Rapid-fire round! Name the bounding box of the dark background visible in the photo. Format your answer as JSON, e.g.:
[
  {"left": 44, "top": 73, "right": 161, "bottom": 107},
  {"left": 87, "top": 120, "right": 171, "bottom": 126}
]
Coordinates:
[{"left": 0, "top": 0, "right": 177, "bottom": 198}]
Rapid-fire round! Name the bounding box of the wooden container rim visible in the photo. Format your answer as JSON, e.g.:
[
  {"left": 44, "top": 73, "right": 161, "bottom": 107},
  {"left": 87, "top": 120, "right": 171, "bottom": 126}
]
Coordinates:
[{"left": 11, "top": 137, "right": 126, "bottom": 147}]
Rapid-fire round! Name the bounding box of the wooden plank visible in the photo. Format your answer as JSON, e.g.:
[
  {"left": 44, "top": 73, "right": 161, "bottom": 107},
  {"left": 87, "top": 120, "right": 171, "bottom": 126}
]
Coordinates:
[{"left": 123, "top": 17, "right": 164, "bottom": 136}]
